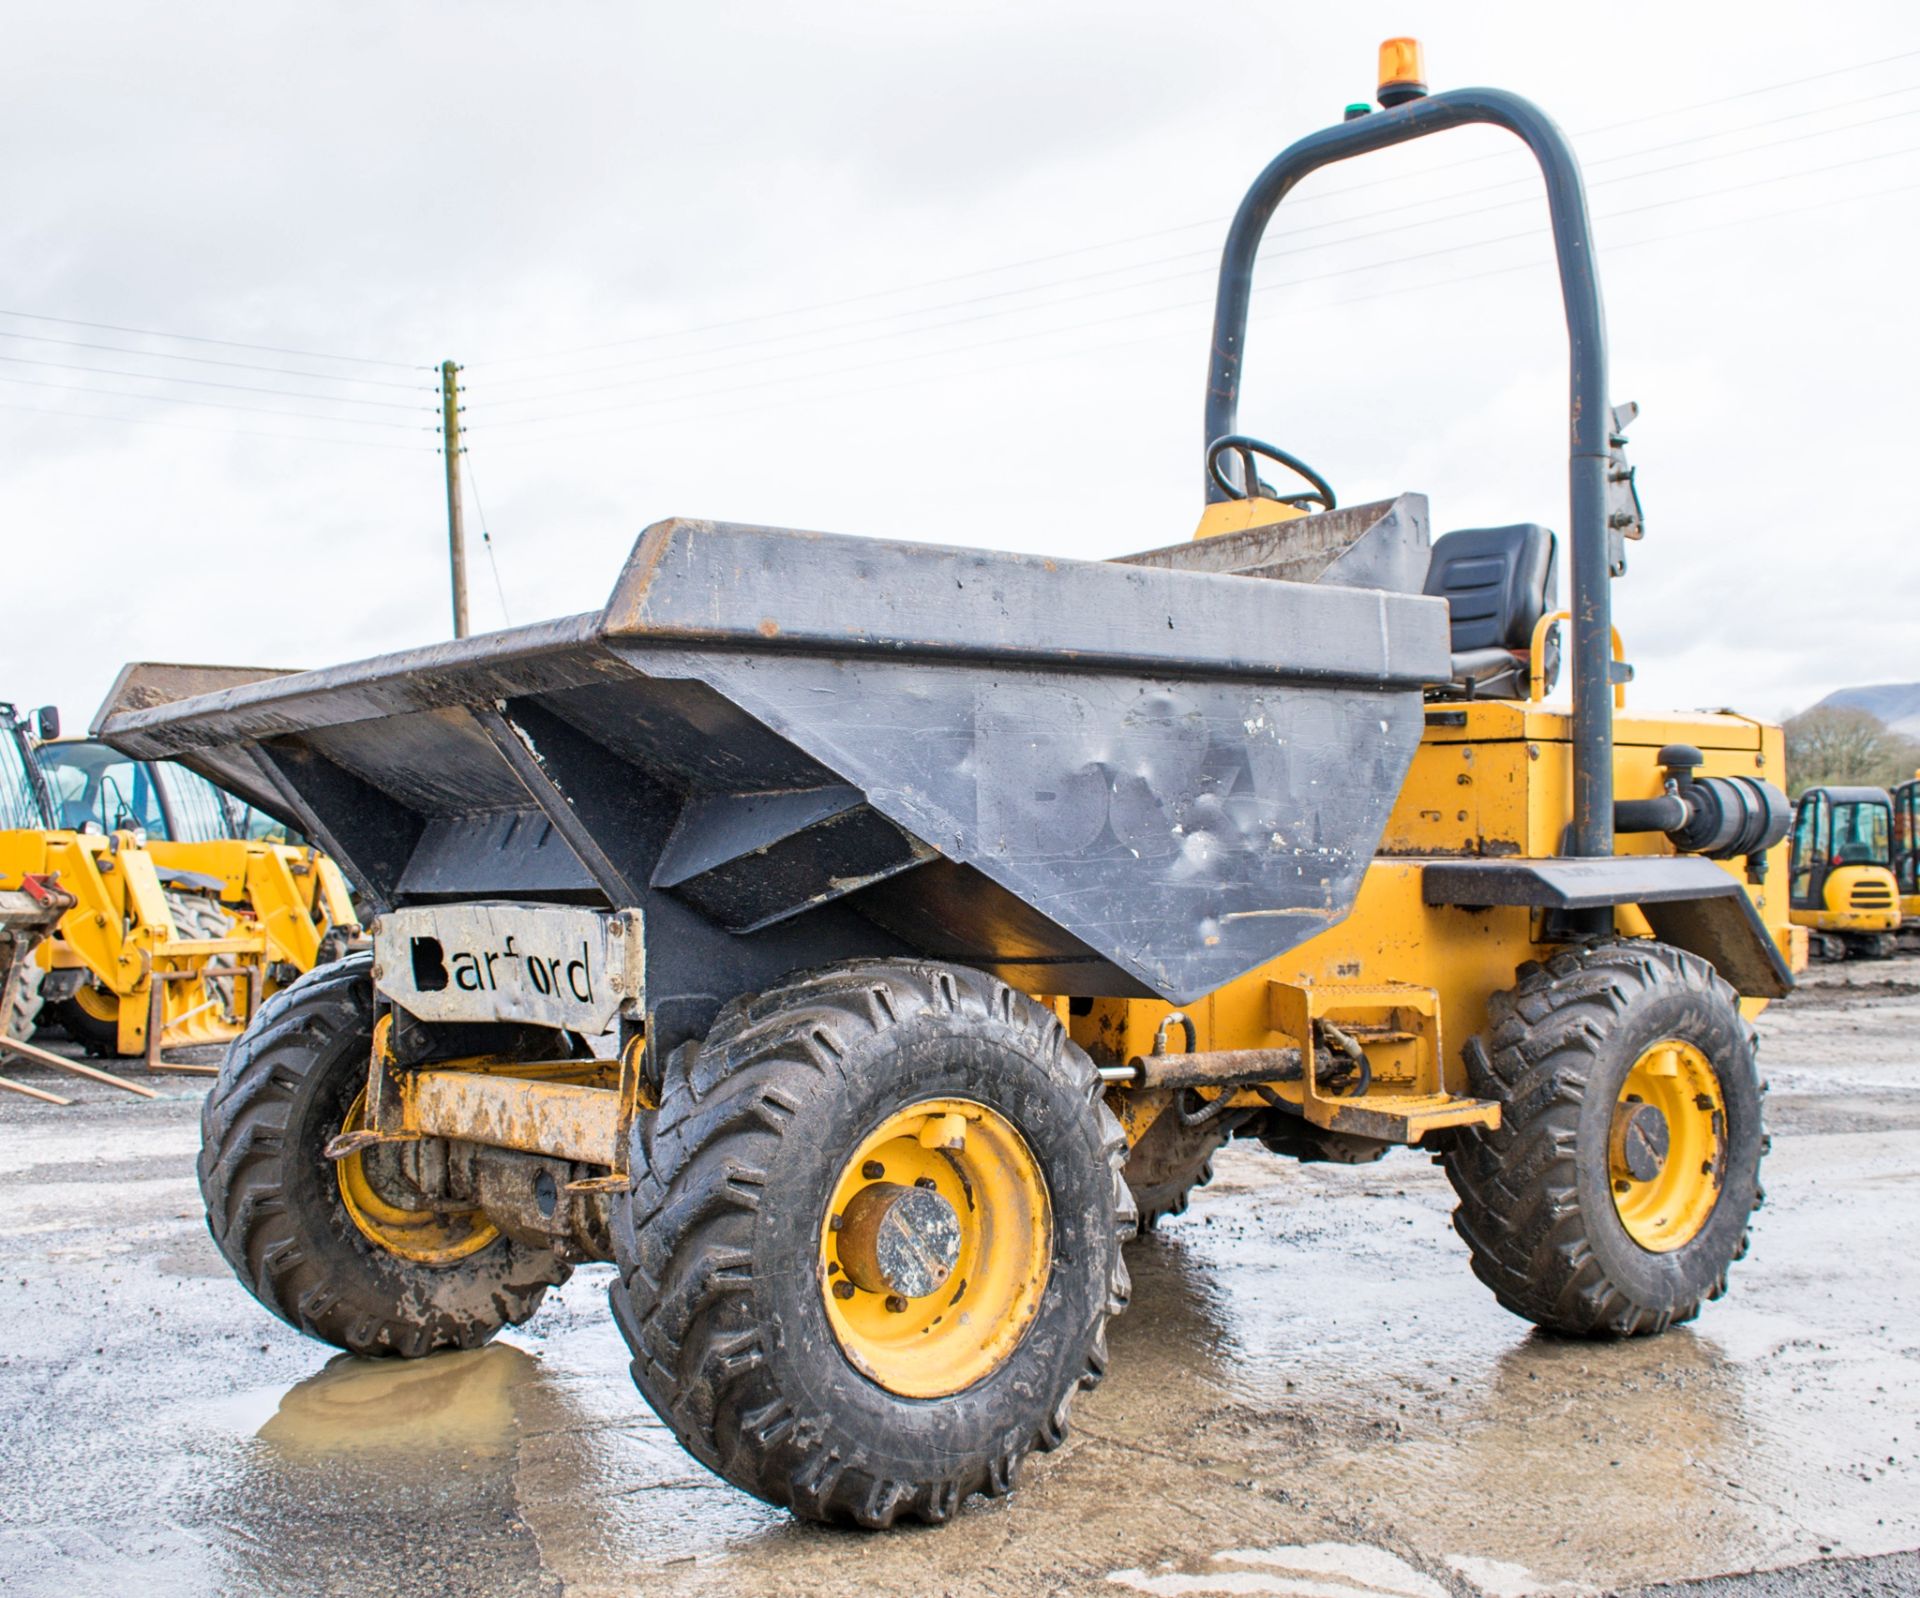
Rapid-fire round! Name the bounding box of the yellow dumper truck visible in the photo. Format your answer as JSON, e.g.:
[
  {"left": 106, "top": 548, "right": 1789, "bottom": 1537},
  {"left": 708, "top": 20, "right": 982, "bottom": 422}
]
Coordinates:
[{"left": 97, "top": 42, "right": 1796, "bottom": 1528}]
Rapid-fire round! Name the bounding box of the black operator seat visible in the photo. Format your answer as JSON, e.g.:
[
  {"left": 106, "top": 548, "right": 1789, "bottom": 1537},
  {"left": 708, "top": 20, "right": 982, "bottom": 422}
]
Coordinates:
[{"left": 1422, "top": 523, "right": 1559, "bottom": 699}]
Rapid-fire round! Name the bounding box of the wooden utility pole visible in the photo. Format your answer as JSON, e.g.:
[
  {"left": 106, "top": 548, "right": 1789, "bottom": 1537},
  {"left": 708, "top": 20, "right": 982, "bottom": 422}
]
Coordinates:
[{"left": 440, "top": 359, "right": 469, "bottom": 639}]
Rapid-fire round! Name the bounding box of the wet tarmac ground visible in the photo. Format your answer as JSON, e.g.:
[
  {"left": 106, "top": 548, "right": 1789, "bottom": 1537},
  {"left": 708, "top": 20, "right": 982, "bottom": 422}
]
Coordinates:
[{"left": 1, "top": 959, "right": 1916, "bottom": 1597}]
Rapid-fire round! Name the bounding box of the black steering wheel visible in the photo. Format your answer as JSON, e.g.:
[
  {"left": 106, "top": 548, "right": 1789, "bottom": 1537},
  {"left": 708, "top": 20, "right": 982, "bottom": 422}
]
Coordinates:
[{"left": 1206, "top": 434, "right": 1336, "bottom": 511}]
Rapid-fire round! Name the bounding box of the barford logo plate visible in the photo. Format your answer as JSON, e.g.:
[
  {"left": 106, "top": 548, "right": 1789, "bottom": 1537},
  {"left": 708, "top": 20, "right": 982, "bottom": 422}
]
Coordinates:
[{"left": 371, "top": 904, "right": 643, "bottom": 1033}]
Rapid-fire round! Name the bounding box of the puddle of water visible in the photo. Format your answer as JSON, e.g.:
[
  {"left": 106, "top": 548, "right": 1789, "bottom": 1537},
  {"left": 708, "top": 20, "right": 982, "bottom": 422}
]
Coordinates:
[
  {"left": 192, "top": 1342, "right": 535, "bottom": 1462},
  {"left": 166, "top": 1343, "right": 559, "bottom": 1595},
  {"left": 257, "top": 1344, "right": 527, "bottom": 1461},
  {"left": 195, "top": 1380, "right": 287, "bottom": 1437},
  {"left": 503, "top": 1273, "right": 792, "bottom": 1566}
]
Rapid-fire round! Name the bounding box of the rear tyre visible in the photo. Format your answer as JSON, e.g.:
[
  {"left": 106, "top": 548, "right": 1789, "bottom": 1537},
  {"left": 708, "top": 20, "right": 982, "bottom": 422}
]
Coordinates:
[
  {"left": 198, "top": 953, "right": 569, "bottom": 1357},
  {"left": 1123, "top": 1102, "right": 1235, "bottom": 1232},
  {"left": 45, "top": 983, "right": 121, "bottom": 1056},
  {"left": 167, "top": 890, "right": 239, "bottom": 1014},
  {"left": 1444, "top": 940, "right": 1764, "bottom": 1337},
  {"left": 2, "top": 945, "right": 44, "bottom": 1042},
  {"left": 610, "top": 960, "right": 1133, "bottom": 1527}
]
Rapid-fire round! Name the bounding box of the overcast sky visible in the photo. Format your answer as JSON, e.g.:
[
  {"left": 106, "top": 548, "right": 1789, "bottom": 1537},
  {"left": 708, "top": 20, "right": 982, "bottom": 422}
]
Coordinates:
[{"left": 4, "top": 2, "right": 1916, "bottom": 731}]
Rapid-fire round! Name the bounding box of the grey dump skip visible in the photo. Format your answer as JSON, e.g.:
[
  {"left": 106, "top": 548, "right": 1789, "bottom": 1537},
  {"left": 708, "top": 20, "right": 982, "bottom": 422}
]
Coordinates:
[{"left": 96, "top": 507, "right": 1450, "bottom": 1054}]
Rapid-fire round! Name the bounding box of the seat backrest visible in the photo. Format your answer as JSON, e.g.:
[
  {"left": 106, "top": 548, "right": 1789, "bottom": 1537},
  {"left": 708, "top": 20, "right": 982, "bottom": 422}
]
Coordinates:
[{"left": 1422, "top": 524, "right": 1558, "bottom": 653}]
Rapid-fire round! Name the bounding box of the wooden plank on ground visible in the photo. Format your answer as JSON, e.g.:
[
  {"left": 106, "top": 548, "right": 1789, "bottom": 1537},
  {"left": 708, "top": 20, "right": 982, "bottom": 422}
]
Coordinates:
[
  {"left": 0, "top": 1073, "right": 73, "bottom": 1105},
  {"left": 0, "top": 1034, "right": 162, "bottom": 1098}
]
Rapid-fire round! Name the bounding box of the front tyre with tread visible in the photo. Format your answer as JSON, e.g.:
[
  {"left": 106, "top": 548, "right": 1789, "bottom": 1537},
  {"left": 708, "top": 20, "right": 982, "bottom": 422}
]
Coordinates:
[
  {"left": 610, "top": 960, "right": 1134, "bottom": 1528},
  {"left": 1443, "top": 939, "right": 1764, "bottom": 1338},
  {"left": 197, "top": 953, "right": 569, "bottom": 1357}
]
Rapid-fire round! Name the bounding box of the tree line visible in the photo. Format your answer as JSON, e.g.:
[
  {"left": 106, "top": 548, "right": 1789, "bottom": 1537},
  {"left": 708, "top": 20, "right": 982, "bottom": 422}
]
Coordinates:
[{"left": 1784, "top": 706, "right": 1920, "bottom": 798}]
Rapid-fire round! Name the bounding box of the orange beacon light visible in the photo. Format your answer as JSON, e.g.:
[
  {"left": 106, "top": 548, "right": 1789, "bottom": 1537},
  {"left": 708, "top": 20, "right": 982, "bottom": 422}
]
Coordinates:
[{"left": 1378, "top": 38, "right": 1428, "bottom": 107}]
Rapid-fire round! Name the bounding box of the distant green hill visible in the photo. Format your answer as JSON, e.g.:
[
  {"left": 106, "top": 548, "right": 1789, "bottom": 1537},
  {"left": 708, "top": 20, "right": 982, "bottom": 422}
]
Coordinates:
[{"left": 1813, "top": 683, "right": 1920, "bottom": 739}]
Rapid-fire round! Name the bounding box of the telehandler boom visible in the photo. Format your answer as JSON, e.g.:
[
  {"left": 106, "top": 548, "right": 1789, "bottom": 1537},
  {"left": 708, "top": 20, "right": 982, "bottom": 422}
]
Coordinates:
[{"left": 98, "top": 41, "right": 1795, "bottom": 1528}]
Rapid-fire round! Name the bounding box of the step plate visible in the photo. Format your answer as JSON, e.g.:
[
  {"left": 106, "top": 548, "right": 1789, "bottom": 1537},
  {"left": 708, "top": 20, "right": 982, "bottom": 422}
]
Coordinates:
[{"left": 1313, "top": 1092, "right": 1500, "bottom": 1143}]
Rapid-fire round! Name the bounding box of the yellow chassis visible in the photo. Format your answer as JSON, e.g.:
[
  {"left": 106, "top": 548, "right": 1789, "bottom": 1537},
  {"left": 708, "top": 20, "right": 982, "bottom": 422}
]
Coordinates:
[
  {"left": 1055, "top": 695, "right": 1798, "bottom": 1152},
  {"left": 337, "top": 692, "right": 1800, "bottom": 1173}
]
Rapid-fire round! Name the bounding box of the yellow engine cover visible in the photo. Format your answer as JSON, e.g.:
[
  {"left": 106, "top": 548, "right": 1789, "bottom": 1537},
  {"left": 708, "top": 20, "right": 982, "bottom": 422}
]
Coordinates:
[{"left": 1792, "top": 864, "right": 1901, "bottom": 934}]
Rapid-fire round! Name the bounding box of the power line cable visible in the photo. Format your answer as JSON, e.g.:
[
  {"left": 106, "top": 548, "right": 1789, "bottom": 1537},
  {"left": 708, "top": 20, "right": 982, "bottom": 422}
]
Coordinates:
[
  {"left": 482, "top": 81, "right": 1920, "bottom": 394},
  {"left": 464, "top": 454, "right": 513, "bottom": 626},
  {"left": 0, "top": 307, "right": 421, "bottom": 370},
  {"left": 0, "top": 399, "right": 431, "bottom": 452},
  {"left": 476, "top": 171, "right": 1920, "bottom": 451},
  {"left": 9, "top": 48, "right": 1911, "bottom": 460},
  {"left": 0, "top": 372, "right": 432, "bottom": 429},
  {"left": 474, "top": 104, "right": 1920, "bottom": 416},
  {"left": 477, "top": 138, "right": 1920, "bottom": 432},
  {"left": 0, "top": 352, "right": 435, "bottom": 409},
  {"left": 0, "top": 328, "right": 431, "bottom": 388},
  {"left": 487, "top": 174, "right": 1920, "bottom": 456},
  {"left": 476, "top": 45, "right": 1920, "bottom": 371}
]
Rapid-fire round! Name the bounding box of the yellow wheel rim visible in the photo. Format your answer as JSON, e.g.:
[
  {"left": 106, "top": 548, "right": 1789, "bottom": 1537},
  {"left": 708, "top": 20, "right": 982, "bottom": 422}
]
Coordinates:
[
  {"left": 72, "top": 982, "right": 119, "bottom": 1022},
  {"left": 1609, "top": 1039, "right": 1726, "bottom": 1253},
  {"left": 335, "top": 1092, "right": 498, "bottom": 1266},
  {"left": 821, "top": 1098, "right": 1051, "bottom": 1399}
]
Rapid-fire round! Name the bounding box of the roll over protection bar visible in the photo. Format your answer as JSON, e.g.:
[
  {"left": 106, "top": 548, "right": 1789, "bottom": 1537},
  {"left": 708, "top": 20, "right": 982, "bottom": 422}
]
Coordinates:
[{"left": 1203, "top": 87, "right": 1616, "bottom": 860}]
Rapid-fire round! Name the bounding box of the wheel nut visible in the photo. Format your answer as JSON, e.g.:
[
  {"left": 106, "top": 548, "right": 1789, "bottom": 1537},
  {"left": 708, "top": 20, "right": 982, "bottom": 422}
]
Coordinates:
[
  {"left": 915, "top": 1177, "right": 937, "bottom": 1190},
  {"left": 885, "top": 1294, "right": 908, "bottom": 1314},
  {"left": 862, "top": 1160, "right": 885, "bottom": 1180},
  {"left": 833, "top": 1279, "right": 856, "bottom": 1300}
]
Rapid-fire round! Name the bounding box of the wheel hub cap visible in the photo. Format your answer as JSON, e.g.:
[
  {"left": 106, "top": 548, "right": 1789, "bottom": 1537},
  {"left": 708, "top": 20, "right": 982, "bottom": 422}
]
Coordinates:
[
  {"left": 838, "top": 1181, "right": 962, "bottom": 1299},
  {"left": 1613, "top": 1098, "right": 1670, "bottom": 1182}
]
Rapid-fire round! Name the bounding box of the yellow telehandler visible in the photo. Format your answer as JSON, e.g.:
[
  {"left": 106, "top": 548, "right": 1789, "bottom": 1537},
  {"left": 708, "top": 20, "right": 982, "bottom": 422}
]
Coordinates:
[
  {"left": 31, "top": 729, "right": 361, "bottom": 1051},
  {"left": 1, "top": 701, "right": 258, "bottom": 1061},
  {"left": 98, "top": 40, "right": 1800, "bottom": 1529}
]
